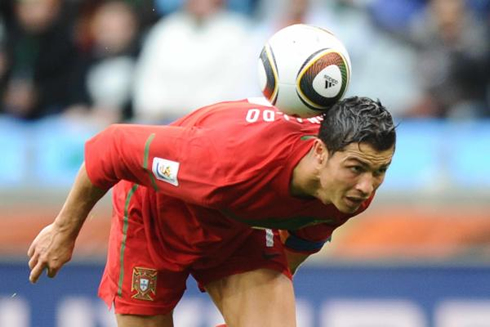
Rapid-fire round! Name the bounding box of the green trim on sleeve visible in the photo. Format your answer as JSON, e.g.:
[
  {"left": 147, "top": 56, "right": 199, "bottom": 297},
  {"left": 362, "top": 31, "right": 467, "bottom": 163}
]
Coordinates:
[
  {"left": 143, "top": 133, "right": 159, "bottom": 191},
  {"left": 117, "top": 184, "right": 139, "bottom": 297}
]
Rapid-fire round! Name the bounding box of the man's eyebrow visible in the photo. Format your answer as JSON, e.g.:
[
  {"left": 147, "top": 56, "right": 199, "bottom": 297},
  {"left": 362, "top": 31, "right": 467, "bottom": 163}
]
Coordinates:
[
  {"left": 345, "top": 157, "right": 370, "bottom": 167},
  {"left": 346, "top": 157, "right": 392, "bottom": 169}
]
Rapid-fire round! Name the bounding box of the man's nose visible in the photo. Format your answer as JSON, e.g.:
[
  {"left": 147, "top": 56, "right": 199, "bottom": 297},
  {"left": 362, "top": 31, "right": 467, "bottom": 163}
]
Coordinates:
[{"left": 356, "top": 174, "right": 375, "bottom": 196}]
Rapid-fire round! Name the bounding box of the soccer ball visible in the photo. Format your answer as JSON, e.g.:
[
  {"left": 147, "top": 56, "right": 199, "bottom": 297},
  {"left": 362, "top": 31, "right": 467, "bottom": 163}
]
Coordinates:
[{"left": 257, "top": 24, "right": 351, "bottom": 117}]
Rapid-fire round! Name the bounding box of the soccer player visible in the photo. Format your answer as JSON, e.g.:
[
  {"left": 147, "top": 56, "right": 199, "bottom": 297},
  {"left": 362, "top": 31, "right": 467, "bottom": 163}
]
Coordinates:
[{"left": 28, "top": 96, "right": 396, "bottom": 327}]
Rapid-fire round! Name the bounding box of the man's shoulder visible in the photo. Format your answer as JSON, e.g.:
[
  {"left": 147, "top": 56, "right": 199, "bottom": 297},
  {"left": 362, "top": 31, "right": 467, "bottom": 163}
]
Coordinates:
[
  {"left": 211, "top": 98, "right": 322, "bottom": 129},
  {"left": 176, "top": 98, "right": 320, "bottom": 147}
]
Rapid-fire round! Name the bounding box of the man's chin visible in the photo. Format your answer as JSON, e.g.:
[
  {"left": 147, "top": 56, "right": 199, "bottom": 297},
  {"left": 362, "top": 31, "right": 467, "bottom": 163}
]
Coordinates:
[
  {"left": 338, "top": 206, "right": 358, "bottom": 214},
  {"left": 336, "top": 199, "right": 361, "bottom": 214}
]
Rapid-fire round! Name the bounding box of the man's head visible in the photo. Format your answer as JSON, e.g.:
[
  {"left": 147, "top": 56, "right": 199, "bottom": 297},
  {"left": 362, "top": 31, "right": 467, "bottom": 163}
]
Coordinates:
[{"left": 295, "top": 96, "right": 396, "bottom": 213}]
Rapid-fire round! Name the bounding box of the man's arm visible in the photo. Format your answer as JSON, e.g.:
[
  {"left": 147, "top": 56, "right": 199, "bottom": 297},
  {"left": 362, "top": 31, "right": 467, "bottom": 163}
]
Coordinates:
[
  {"left": 85, "top": 124, "right": 221, "bottom": 207},
  {"left": 280, "top": 230, "right": 311, "bottom": 275},
  {"left": 27, "top": 163, "right": 108, "bottom": 283},
  {"left": 280, "top": 229, "right": 332, "bottom": 275},
  {"left": 283, "top": 248, "right": 310, "bottom": 275}
]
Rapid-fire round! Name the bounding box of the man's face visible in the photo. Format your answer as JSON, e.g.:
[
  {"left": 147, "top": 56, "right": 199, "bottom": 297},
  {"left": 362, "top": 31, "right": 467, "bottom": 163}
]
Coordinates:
[{"left": 315, "top": 142, "right": 394, "bottom": 213}]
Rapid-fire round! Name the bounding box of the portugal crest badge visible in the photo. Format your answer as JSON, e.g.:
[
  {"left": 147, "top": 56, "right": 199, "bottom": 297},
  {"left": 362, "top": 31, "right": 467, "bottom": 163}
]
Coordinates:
[{"left": 131, "top": 267, "right": 157, "bottom": 301}]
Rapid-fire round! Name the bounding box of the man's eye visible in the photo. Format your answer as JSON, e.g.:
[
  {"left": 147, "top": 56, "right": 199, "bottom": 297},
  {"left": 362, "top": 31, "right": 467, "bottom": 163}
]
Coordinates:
[
  {"left": 350, "top": 166, "right": 363, "bottom": 173},
  {"left": 373, "top": 167, "right": 388, "bottom": 177}
]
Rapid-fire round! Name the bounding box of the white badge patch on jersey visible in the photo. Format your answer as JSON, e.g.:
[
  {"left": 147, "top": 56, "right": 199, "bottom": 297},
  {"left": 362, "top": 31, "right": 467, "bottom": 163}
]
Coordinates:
[{"left": 152, "top": 157, "right": 180, "bottom": 186}]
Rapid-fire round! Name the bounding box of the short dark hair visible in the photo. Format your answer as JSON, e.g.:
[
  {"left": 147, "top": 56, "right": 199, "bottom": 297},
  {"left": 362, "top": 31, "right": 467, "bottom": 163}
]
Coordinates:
[{"left": 318, "top": 96, "right": 396, "bottom": 155}]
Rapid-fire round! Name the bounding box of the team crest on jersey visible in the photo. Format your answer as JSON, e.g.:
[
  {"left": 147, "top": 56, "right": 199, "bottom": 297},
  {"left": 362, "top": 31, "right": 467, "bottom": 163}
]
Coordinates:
[
  {"left": 131, "top": 267, "right": 157, "bottom": 301},
  {"left": 152, "top": 157, "right": 179, "bottom": 186}
]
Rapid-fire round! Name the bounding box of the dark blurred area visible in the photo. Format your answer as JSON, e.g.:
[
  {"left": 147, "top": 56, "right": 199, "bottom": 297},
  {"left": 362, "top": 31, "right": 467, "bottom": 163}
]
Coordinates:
[{"left": 0, "top": 0, "right": 151, "bottom": 123}]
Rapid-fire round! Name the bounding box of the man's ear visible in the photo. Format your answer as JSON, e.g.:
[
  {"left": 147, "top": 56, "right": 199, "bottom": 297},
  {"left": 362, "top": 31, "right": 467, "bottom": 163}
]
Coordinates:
[{"left": 313, "top": 139, "right": 328, "bottom": 164}]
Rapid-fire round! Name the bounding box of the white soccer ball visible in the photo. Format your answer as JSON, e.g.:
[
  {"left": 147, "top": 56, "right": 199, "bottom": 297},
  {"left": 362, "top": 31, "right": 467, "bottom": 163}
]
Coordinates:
[{"left": 257, "top": 24, "right": 352, "bottom": 117}]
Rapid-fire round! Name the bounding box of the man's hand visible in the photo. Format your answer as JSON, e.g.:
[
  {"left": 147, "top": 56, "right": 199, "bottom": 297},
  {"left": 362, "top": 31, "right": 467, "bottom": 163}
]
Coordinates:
[{"left": 27, "top": 222, "right": 76, "bottom": 284}]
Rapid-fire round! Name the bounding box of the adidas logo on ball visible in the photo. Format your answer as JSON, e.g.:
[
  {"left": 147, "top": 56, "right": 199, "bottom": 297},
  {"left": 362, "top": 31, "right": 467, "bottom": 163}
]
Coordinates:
[{"left": 324, "top": 75, "right": 338, "bottom": 89}]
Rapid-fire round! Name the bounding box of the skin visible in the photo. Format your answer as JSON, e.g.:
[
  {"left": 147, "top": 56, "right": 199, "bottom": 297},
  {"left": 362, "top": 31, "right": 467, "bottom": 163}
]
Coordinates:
[
  {"left": 115, "top": 313, "right": 173, "bottom": 327},
  {"left": 291, "top": 139, "right": 394, "bottom": 214},
  {"left": 27, "top": 139, "right": 393, "bottom": 327},
  {"left": 27, "top": 164, "right": 107, "bottom": 283},
  {"left": 206, "top": 269, "right": 296, "bottom": 327}
]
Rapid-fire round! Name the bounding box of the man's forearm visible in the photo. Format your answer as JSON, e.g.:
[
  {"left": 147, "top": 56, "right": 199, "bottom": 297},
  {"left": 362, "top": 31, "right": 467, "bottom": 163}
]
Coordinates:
[
  {"left": 54, "top": 163, "right": 108, "bottom": 237},
  {"left": 28, "top": 163, "right": 109, "bottom": 283}
]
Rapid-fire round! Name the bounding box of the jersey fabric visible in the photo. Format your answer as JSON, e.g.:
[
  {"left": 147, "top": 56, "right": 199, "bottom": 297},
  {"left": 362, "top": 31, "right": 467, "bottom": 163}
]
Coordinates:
[{"left": 86, "top": 98, "right": 373, "bottom": 314}]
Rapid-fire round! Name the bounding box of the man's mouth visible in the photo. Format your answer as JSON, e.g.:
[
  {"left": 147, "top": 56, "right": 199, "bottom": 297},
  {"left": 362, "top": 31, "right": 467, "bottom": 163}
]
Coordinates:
[{"left": 345, "top": 196, "right": 366, "bottom": 207}]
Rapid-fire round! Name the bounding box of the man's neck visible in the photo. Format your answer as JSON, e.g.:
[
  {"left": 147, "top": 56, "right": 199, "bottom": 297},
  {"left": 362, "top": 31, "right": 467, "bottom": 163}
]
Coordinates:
[{"left": 289, "top": 148, "right": 318, "bottom": 199}]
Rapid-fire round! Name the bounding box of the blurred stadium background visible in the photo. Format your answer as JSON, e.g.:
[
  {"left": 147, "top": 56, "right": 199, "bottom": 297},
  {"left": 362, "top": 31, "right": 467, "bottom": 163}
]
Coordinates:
[{"left": 1, "top": 0, "right": 489, "bottom": 326}]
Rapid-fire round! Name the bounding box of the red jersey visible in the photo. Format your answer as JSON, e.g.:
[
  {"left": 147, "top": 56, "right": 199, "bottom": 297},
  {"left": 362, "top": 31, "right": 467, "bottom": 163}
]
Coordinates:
[{"left": 85, "top": 99, "right": 372, "bottom": 255}]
